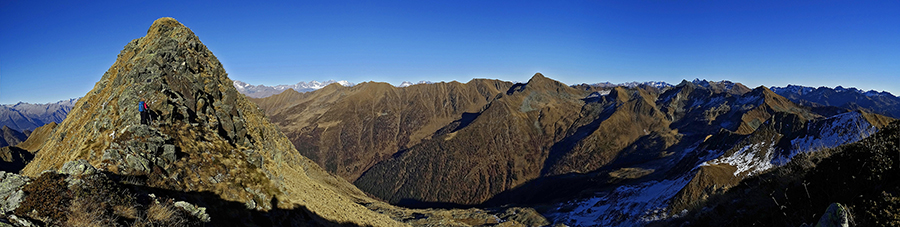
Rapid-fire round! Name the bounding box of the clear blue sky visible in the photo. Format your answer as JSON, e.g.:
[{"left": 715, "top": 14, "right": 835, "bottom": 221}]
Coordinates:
[{"left": 2, "top": 1, "right": 898, "bottom": 104}]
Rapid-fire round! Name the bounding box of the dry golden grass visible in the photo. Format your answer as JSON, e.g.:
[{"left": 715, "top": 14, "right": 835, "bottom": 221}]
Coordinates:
[
  {"left": 147, "top": 202, "right": 175, "bottom": 222},
  {"left": 113, "top": 204, "right": 139, "bottom": 220},
  {"left": 66, "top": 198, "right": 114, "bottom": 227}
]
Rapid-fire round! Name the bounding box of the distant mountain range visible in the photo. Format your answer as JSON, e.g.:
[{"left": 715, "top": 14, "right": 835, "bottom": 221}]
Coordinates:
[
  {"left": 0, "top": 98, "right": 77, "bottom": 132},
  {"left": 234, "top": 80, "right": 442, "bottom": 98},
  {"left": 232, "top": 80, "right": 355, "bottom": 98},
  {"left": 771, "top": 84, "right": 900, "bottom": 118}
]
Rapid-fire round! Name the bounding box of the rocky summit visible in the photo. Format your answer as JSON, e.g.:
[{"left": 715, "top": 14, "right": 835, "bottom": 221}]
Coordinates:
[{"left": 15, "top": 17, "right": 404, "bottom": 226}]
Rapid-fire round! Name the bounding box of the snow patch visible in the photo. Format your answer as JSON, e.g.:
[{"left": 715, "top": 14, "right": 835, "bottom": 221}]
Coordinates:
[
  {"left": 548, "top": 175, "right": 692, "bottom": 227},
  {"left": 773, "top": 111, "right": 877, "bottom": 165},
  {"left": 703, "top": 140, "right": 775, "bottom": 177}
]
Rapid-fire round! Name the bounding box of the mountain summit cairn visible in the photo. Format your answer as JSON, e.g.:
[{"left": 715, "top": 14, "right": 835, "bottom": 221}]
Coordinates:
[{"left": 19, "top": 17, "right": 404, "bottom": 226}]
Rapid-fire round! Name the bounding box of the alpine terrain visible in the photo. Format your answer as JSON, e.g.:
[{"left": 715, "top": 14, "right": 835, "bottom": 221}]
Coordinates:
[
  {"left": 0, "top": 17, "right": 548, "bottom": 227},
  {"left": 254, "top": 73, "right": 898, "bottom": 226}
]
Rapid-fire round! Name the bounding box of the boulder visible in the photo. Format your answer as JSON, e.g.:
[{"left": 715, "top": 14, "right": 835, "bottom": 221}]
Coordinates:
[
  {"left": 59, "top": 159, "right": 98, "bottom": 176},
  {"left": 174, "top": 201, "right": 210, "bottom": 222},
  {"left": 0, "top": 171, "right": 29, "bottom": 213},
  {"left": 816, "top": 203, "right": 850, "bottom": 227}
]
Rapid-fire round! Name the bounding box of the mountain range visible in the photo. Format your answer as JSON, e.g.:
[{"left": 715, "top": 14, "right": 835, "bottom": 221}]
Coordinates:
[
  {"left": 0, "top": 98, "right": 76, "bottom": 132},
  {"left": 2, "top": 17, "right": 899, "bottom": 227},
  {"left": 771, "top": 84, "right": 900, "bottom": 118},
  {"left": 252, "top": 74, "right": 897, "bottom": 226}
]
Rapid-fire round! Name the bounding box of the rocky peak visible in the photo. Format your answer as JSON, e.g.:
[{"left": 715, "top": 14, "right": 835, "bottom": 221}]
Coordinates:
[{"left": 17, "top": 17, "right": 405, "bottom": 226}]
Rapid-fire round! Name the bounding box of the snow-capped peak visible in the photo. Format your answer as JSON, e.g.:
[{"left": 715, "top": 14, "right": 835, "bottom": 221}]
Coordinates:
[
  {"left": 398, "top": 81, "right": 433, "bottom": 87},
  {"left": 232, "top": 79, "right": 356, "bottom": 98}
]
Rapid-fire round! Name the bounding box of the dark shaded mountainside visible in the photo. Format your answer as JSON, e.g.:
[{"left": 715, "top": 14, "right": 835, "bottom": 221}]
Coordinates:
[
  {"left": 254, "top": 75, "right": 897, "bottom": 226},
  {"left": 0, "top": 126, "right": 27, "bottom": 148},
  {"left": 667, "top": 119, "right": 900, "bottom": 227},
  {"left": 1, "top": 17, "right": 549, "bottom": 227}
]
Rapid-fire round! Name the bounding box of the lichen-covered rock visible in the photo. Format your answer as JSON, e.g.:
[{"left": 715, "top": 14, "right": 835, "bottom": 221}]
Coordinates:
[
  {"left": 0, "top": 171, "right": 29, "bottom": 213},
  {"left": 59, "top": 159, "right": 97, "bottom": 176},
  {"left": 174, "top": 201, "right": 210, "bottom": 223},
  {"left": 816, "top": 203, "right": 850, "bottom": 227}
]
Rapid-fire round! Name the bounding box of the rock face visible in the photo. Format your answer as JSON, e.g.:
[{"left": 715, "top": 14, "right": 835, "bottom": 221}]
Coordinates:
[
  {"left": 0, "top": 171, "right": 28, "bottom": 213},
  {"left": 19, "top": 17, "right": 403, "bottom": 226}
]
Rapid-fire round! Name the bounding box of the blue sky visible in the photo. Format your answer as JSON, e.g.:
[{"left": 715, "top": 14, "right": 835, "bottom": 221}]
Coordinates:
[{"left": 2, "top": 1, "right": 898, "bottom": 104}]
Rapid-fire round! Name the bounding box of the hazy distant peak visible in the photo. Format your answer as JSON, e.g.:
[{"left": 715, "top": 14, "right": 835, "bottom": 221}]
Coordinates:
[
  {"left": 770, "top": 84, "right": 895, "bottom": 98},
  {"left": 398, "top": 80, "right": 433, "bottom": 87},
  {"left": 233, "top": 79, "right": 355, "bottom": 98}
]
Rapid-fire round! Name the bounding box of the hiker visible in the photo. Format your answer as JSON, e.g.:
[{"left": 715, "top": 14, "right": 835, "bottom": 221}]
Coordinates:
[{"left": 139, "top": 99, "right": 150, "bottom": 125}]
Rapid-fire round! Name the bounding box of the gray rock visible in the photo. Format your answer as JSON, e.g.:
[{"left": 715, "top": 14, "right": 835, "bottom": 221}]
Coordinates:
[
  {"left": 59, "top": 159, "right": 98, "bottom": 176},
  {"left": 0, "top": 171, "right": 29, "bottom": 213},
  {"left": 816, "top": 203, "right": 850, "bottom": 227},
  {"left": 102, "top": 148, "right": 123, "bottom": 162},
  {"left": 174, "top": 201, "right": 210, "bottom": 222},
  {"left": 8, "top": 214, "right": 35, "bottom": 227},
  {"left": 162, "top": 144, "right": 176, "bottom": 163},
  {"left": 125, "top": 154, "right": 150, "bottom": 173},
  {"left": 243, "top": 149, "right": 263, "bottom": 168}
]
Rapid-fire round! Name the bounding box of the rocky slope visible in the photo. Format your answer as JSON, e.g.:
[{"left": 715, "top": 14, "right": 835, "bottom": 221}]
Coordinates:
[{"left": 0, "top": 98, "right": 76, "bottom": 132}]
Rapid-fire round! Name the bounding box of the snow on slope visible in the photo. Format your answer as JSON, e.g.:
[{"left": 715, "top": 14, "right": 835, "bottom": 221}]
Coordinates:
[
  {"left": 702, "top": 138, "right": 776, "bottom": 177},
  {"left": 548, "top": 175, "right": 692, "bottom": 227},
  {"left": 775, "top": 111, "right": 877, "bottom": 165}
]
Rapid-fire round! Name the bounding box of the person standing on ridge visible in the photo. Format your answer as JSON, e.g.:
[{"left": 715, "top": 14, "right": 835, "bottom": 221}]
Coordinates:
[{"left": 139, "top": 99, "right": 150, "bottom": 125}]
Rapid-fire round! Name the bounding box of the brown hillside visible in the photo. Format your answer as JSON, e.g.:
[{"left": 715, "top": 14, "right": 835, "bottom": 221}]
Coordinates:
[
  {"left": 15, "top": 122, "right": 57, "bottom": 152},
  {"left": 256, "top": 78, "right": 511, "bottom": 182},
  {"left": 354, "top": 73, "right": 589, "bottom": 205}
]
